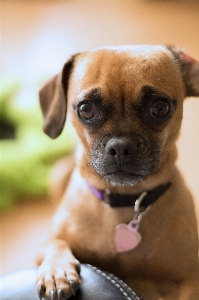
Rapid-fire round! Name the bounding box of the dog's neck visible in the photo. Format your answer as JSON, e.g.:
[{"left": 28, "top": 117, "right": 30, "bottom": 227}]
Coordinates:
[{"left": 87, "top": 180, "right": 171, "bottom": 208}]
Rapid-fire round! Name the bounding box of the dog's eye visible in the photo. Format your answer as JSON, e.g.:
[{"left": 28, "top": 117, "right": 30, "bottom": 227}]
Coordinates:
[
  {"left": 79, "top": 103, "right": 96, "bottom": 120},
  {"left": 150, "top": 101, "right": 169, "bottom": 118}
]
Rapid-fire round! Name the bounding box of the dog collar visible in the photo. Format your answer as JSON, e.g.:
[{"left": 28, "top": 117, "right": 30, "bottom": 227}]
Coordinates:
[
  {"left": 87, "top": 181, "right": 171, "bottom": 208},
  {"left": 87, "top": 181, "right": 172, "bottom": 253}
]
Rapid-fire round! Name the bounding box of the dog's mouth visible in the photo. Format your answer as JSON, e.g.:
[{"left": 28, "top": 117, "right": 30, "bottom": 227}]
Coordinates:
[{"left": 102, "top": 171, "right": 147, "bottom": 187}]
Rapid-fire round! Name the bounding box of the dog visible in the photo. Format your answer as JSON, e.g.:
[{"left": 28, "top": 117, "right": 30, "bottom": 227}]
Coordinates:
[{"left": 36, "top": 45, "right": 199, "bottom": 300}]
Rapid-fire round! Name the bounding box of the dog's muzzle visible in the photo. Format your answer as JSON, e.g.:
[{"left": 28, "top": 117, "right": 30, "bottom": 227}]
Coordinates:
[{"left": 92, "top": 135, "right": 159, "bottom": 186}]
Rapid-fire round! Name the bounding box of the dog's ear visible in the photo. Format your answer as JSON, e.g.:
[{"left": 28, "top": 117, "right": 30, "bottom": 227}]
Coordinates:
[
  {"left": 167, "top": 46, "right": 199, "bottom": 97},
  {"left": 39, "top": 55, "right": 77, "bottom": 139}
]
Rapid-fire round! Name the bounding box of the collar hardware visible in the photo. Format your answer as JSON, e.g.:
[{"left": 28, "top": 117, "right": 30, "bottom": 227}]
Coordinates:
[{"left": 134, "top": 192, "right": 147, "bottom": 213}]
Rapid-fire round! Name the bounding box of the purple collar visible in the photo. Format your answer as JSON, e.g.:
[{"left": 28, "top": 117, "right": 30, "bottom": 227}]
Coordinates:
[
  {"left": 87, "top": 181, "right": 171, "bottom": 208},
  {"left": 87, "top": 182, "right": 104, "bottom": 200}
]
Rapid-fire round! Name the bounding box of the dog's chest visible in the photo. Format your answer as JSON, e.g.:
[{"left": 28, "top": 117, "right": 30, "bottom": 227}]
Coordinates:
[{"left": 66, "top": 201, "right": 149, "bottom": 271}]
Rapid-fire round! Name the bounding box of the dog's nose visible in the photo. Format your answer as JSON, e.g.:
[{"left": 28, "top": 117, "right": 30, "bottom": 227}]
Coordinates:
[{"left": 105, "top": 137, "right": 141, "bottom": 164}]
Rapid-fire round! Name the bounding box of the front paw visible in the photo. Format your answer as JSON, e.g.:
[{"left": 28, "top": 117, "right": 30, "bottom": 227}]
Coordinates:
[{"left": 36, "top": 259, "right": 81, "bottom": 300}]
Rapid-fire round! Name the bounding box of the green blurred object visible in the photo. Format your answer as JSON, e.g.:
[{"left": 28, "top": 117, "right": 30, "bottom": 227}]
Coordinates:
[{"left": 0, "top": 83, "right": 76, "bottom": 212}]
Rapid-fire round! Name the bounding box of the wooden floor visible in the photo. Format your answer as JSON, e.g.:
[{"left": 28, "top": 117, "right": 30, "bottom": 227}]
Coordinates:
[{"left": 1, "top": 0, "right": 199, "bottom": 275}]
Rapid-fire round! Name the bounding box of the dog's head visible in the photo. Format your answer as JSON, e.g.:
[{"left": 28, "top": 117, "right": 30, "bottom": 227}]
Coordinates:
[{"left": 39, "top": 45, "right": 199, "bottom": 189}]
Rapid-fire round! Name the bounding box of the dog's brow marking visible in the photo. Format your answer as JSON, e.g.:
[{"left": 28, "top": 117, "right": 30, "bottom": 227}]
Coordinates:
[
  {"left": 141, "top": 85, "right": 172, "bottom": 101},
  {"left": 81, "top": 88, "right": 101, "bottom": 102}
]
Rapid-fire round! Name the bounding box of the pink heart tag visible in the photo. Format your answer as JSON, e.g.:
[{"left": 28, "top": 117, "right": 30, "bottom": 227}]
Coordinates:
[{"left": 114, "top": 220, "right": 142, "bottom": 253}]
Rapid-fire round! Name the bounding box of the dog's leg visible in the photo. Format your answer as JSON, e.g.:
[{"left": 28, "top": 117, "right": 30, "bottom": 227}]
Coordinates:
[{"left": 36, "top": 239, "right": 80, "bottom": 300}]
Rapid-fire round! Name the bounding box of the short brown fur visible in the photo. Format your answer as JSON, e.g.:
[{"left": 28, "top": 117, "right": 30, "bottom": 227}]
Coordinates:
[{"left": 36, "top": 45, "right": 199, "bottom": 300}]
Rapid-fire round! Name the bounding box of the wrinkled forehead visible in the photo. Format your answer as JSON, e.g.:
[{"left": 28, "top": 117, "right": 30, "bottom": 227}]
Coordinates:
[{"left": 70, "top": 46, "right": 184, "bottom": 100}]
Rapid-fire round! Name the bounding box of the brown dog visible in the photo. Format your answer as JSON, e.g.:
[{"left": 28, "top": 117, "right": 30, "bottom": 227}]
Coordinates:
[{"left": 36, "top": 45, "right": 199, "bottom": 300}]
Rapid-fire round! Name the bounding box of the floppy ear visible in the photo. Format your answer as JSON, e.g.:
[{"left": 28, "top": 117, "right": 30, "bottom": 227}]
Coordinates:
[
  {"left": 39, "top": 55, "right": 77, "bottom": 139},
  {"left": 168, "top": 46, "right": 199, "bottom": 97}
]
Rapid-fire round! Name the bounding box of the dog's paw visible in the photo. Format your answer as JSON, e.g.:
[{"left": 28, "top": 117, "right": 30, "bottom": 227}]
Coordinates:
[{"left": 36, "top": 259, "right": 81, "bottom": 300}]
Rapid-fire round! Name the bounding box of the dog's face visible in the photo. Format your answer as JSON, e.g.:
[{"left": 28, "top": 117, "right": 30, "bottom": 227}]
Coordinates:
[{"left": 40, "top": 45, "right": 199, "bottom": 188}]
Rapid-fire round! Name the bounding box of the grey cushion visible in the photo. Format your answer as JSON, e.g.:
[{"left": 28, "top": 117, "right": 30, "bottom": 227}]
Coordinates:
[{"left": 0, "top": 264, "right": 142, "bottom": 300}]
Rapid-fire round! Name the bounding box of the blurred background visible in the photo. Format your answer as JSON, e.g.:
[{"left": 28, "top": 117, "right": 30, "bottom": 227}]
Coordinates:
[{"left": 0, "top": 0, "right": 199, "bottom": 275}]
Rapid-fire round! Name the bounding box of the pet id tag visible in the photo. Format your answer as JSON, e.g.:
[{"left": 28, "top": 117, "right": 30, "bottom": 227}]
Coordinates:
[{"left": 114, "top": 220, "right": 142, "bottom": 253}]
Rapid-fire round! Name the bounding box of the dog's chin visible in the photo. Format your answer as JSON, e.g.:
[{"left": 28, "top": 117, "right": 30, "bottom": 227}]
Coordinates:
[{"left": 102, "top": 172, "right": 146, "bottom": 187}]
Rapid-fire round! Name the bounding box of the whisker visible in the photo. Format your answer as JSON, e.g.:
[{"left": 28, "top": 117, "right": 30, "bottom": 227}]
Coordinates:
[
  {"left": 82, "top": 161, "right": 92, "bottom": 171},
  {"left": 78, "top": 152, "right": 92, "bottom": 162}
]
